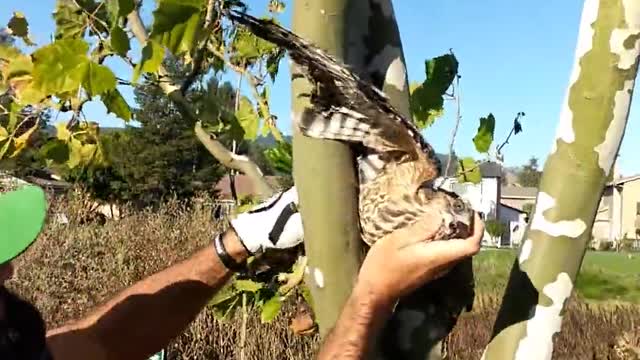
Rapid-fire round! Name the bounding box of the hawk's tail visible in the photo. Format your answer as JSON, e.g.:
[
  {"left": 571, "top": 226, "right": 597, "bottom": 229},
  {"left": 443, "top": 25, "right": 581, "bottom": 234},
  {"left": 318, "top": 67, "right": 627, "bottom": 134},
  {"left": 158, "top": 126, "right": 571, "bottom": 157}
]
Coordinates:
[{"left": 227, "top": 10, "right": 437, "bottom": 162}]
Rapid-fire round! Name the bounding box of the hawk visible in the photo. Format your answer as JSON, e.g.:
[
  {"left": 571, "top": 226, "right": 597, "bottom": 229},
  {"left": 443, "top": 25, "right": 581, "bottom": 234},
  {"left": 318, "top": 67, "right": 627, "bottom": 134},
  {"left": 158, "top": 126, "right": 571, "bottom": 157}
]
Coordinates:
[{"left": 228, "top": 11, "right": 474, "bottom": 245}]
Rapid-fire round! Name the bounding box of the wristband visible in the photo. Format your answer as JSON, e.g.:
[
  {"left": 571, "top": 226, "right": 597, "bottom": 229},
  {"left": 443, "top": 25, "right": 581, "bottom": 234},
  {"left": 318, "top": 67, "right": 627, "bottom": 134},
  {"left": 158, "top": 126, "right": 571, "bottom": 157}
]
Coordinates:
[{"left": 213, "top": 233, "right": 245, "bottom": 272}]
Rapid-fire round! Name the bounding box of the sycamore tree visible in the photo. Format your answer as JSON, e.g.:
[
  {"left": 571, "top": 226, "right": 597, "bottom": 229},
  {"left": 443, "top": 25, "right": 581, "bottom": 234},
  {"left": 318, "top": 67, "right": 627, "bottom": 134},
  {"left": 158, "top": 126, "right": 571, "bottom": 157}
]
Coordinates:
[{"left": 0, "top": 0, "right": 525, "bottom": 356}]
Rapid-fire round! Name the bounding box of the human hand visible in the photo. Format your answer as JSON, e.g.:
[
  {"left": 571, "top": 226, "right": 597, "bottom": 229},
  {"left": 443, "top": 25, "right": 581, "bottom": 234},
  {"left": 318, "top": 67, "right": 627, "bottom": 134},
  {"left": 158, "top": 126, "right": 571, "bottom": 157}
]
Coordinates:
[
  {"left": 230, "top": 186, "right": 303, "bottom": 255},
  {"left": 355, "top": 212, "right": 484, "bottom": 308}
]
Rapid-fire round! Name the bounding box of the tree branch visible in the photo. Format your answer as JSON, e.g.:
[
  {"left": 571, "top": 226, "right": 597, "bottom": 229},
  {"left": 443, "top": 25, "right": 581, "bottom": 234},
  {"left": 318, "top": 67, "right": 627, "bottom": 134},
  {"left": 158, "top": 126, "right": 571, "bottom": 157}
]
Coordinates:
[
  {"left": 444, "top": 75, "right": 462, "bottom": 177},
  {"left": 126, "top": 9, "right": 275, "bottom": 200},
  {"left": 180, "top": 0, "right": 220, "bottom": 93}
]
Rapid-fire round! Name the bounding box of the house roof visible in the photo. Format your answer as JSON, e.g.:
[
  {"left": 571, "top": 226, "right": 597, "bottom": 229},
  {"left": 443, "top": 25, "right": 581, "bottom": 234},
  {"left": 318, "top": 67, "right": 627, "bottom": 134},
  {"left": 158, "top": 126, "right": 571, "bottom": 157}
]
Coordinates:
[
  {"left": 214, "top": 175, "right": 284, "bottom": 199},
  {"left": 501, "top": 186, "right": 538, "bottom": 199},
  {"left": 608, "top": 174, "right": 640, "bottom": 186},
  {"left": 479, "top": 161, "right": 503, "bottom": 178},
  {"left": 499, "top": 202, "right": 527, "bottom": 214}
]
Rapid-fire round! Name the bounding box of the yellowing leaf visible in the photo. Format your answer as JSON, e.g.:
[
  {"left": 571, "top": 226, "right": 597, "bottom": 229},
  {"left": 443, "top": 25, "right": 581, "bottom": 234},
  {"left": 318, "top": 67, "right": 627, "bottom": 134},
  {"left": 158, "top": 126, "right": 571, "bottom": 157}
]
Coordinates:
[
  {"left": 3, "top": 54, "right": 33, "bottom": 80},
  {"left": 55, "top": 122, "right": 71, "bottom": 141},
  {"left": 0, "top": 127, "right": 8, "bottom": 141},
  {"left": 102, "top": 89, "right": 132, "bottom": 121},
  {"left": 67, "top": 138, "right": 97, "bottom": 169},
  {"left": 132, "top": 40, "right": 164, "bottom": 82},
  {"left": 10, "top": 122, "right": 38, "bottom": 157}
]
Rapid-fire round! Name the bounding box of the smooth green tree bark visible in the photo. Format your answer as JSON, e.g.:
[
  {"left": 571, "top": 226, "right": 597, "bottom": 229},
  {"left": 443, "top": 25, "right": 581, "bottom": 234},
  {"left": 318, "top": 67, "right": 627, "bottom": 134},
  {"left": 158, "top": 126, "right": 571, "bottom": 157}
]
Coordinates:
[
  {"left": 290, "top": 0, "right": 366, "bottom": 336},
  {"left": 483, "top": 1, "right": 640, "bottom": 358},
  {"left": 292, "top": 2, "right": 472, "bottom": 359}
]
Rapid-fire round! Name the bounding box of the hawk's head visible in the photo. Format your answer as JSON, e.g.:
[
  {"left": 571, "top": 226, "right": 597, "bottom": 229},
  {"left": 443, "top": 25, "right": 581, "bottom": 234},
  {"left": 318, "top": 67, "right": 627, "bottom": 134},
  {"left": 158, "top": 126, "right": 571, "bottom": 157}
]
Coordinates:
[{"left": 418, "top": 186, "right": 475, "bottom": 240}]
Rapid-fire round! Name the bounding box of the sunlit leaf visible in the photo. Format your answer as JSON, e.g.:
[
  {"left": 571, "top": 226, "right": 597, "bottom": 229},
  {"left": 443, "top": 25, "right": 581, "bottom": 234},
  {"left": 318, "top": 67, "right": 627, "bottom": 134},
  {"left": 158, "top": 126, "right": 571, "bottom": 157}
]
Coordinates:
[
  {"left": 456, "top": 157, "right": 482, "bottom": 184},
  {"left": 3, "top": 54, "right": 33, "bottom": 81},
  {"left": 235, "top": 97, "right": 259, "bottom": 140},
  {"left": 277, "top": 255, "right": 307, "bottom": 295},
  {"left": 473, "top": 113, "right": 495, "bottom": 154},
  {"left": 300, "top": 284, "right": 314, "bottom": 312},
  {"left": 55, "top": 122, "right": 71, "bottom": 141},
  {"left": 7, "top": 12, "right": 35, "bottom": 46},
  {"left": 82, "top": 61, "right": 117, "bottom": 97},
  {"left": 268, "top": 0, "right": 286, "bottom": 13},
  {"left": 151, "top": 0, "right": 204, "bottom": 55},
  {"left": 0, "top": 127, "right": 8, "bottom": 141},
  {"left": 409, "top": 53, "right": 458, "bottom": 129},
  {"left": 132, "top": 40, "right": 164, "bottom": 82},
  {"left": 102, "top": 89, "right": 132, "bottom": 121},
  {"left": 234, "top": 279, "right": 263, "bottom": 293},
  {"left": 31, "top": 38, "right": 89, "bottom": 94},
  {"left": 10, "top": 122, "right": 38, "bottom": 157},
  {"left": 260, "top": 296, "right": 282, "bottom": 323},
  {"left": 231, "top": 26, "right": 280, "bottom": 65},
  {"left": 110, "top": 25, "right": 130, "bottom": 56},
  {"left": 264, "top": 140, "right": 292, "bottom": 174},
  {"left": 67, "top": 138, "right": 98, "bottom": 168},
  {"left": 7, "top": 103, "right": 21, "bottom": 132},
  {"left": 209, "top": 281, "right": 240, "bottom": 306}
]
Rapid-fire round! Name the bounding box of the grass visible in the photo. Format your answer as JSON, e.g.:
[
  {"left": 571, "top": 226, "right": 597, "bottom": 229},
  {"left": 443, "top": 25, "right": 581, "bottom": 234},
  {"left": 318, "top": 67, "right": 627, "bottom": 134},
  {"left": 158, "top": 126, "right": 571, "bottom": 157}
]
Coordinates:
[
  {"left": 474, "top": 248, "right": 640, "bottom": 303},
  {"left": 6, "top": 192, "right": 640, "bottom": 359}
]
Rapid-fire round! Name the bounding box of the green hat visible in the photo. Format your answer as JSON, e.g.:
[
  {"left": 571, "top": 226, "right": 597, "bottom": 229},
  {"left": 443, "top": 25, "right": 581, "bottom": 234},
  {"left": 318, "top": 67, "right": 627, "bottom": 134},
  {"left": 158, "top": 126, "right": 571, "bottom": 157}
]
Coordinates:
[{"left": 0, "top": 179, "right": 47, "bottom": 264}]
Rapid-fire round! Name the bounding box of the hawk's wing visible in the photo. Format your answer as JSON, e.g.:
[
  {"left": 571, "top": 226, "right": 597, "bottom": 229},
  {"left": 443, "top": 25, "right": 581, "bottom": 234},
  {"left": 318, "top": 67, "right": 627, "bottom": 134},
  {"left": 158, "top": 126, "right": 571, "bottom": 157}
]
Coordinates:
[{"left": 228, "top": 11, "right": 440, "bottom": 174}]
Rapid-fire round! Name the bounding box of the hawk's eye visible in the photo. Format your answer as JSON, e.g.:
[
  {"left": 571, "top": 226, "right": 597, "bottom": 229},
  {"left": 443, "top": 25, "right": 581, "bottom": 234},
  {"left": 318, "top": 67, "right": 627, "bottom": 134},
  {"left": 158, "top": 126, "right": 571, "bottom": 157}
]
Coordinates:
[{"left": 453, "top": 199, "right": 465, "bottom": 213}]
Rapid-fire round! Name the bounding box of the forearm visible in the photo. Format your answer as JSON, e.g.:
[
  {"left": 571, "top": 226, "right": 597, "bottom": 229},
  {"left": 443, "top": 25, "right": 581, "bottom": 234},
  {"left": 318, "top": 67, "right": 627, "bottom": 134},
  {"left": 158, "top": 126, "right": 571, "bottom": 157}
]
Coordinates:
[
  {"left": 47, "top": 228, "right": 247, "bottom": 360},
  {"left": 317, "top": 282, "right": 394, "bottom": 360}
]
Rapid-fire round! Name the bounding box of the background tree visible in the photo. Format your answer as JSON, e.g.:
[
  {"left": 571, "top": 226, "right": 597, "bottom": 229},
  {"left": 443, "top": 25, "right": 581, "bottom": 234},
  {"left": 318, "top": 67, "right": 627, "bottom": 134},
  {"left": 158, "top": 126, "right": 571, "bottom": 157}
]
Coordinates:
[{"left": 517, "top": 156, "right": 542, "bottom": 187}]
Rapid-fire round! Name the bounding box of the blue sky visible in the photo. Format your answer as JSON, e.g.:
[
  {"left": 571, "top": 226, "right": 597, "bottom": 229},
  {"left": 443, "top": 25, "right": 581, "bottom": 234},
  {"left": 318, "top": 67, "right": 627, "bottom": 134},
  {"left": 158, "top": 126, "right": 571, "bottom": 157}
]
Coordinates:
[{"left": 2, "top": 1, "right": 639, "bottom": 175}]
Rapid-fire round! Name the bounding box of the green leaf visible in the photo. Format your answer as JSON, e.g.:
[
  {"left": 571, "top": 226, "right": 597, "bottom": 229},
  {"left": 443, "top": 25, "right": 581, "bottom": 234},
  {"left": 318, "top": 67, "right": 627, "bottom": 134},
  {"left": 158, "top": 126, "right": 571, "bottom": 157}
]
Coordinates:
[
  {"left": 265, "top": 49, "right": 284, "bottom": 82},
  {"left": 209, "top": 281, "right": 240, "bottom": 306},
  {"left": 53, "top": 0, "right": 88, "bottom": 39},
  {"left": 150, "top": 0, "right": 204, "bottom": 55},
  {"left": 0, "top": 127, "right": 8, "bottom": 141},
  {"left": 31, "top": 38, "right": 89, "bottom": 95},
  {"left": 40, "top": 139, "right": 70, "bottom": 164},
  {"left": 456, "top": 157, "right": 482, "bottom": 184},
  {"left": 260, "top": 296, "right": 282, "bottom": 323},
  {"left": 67, "top": 138, "right": 98, "bottom": 169},
  {"left": 300, "top": 284, "right": 315, "bottom": 312},
  {"left": 102, "top": 89, "right": 132, "bottom": 121},
  {"left": 235, "top": 97, "right": 259, "bottom": 140},
  {"left": 264, "top": 140, "right": 292, "bottom": 174},
  {"left": 132, "top": 40, "right": 164, "bottom": 82},
  {"left": 473, "top": 113, "right": 496, "bottom": 154},
  {"left": 409, "top": 53, "right": 458, "bottom": 129},
  {"left": 106, "top": 0, "right": 135, "bottom": 22},
  {"left": 83, "top": 62, "right": 117, "bottom": 97},
  {"left": 231, "top": 26, "right": 280, "bottom": 65},
  {"left": 234, "top": 279, "right": 263, "bottom": 293},
  {"left": 110, "top": 25, "right": 130, "bottom": 56},
  {"left": 8, "top": 12, "right": 35, "bottom": 46}
]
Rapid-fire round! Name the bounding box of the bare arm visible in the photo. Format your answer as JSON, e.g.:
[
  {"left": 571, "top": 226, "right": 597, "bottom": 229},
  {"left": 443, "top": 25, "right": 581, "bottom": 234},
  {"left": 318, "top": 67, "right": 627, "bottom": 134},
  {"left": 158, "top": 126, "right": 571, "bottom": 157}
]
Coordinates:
[
  {"left": 45, "top": 228, "right": 248, "bottom": 360},
  {"left": 318, "top": 212, "right": 484, "bottom": 360},
  {"left": 317, "top": 283, "right": 394, "bottom": 360}
]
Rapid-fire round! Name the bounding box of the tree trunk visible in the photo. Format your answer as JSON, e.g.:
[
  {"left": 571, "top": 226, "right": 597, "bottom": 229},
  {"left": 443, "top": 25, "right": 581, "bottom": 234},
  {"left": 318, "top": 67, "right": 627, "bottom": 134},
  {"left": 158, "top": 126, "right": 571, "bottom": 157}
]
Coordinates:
[
  {"left": 483, "top": 1, "right": 639, "bottom": 358},
  {"left": 290, "top": 0, "right": 365, "bottom": 336}
]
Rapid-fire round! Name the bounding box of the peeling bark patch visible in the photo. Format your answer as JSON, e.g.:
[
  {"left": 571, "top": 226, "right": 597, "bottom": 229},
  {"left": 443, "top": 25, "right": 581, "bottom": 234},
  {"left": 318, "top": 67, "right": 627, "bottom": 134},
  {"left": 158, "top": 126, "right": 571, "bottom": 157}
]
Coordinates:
[
  {"left": 551, "top": 0, "right": 599, "bottom": 154},
  {"left": 313, "top": 268, "right": 324, "bottom": 288},
  {"left": 513, "top": 273, "right": 573, "bottom": 360},
  {"left": 610, "top": 30, "right": 640, "bottom": 69},
  {"left": 395, "top": 309, "right": 425, "bottom": 350},
  {"left": 519, "top": 239, "right": 533, "bottom": 265},
  {"left": 366, "top": 46, "right": 406, "bottom": 91},
  {"left": 530, "top": 192, "right": 587, "bottom": 238},
  {"left": 594, "top": 80, "right": 634, "bottom": 174}
]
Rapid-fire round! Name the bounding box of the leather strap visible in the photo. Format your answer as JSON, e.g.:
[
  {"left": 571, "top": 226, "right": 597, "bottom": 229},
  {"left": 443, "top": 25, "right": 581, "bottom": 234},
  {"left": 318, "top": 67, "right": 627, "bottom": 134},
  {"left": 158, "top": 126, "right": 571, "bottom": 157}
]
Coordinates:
[{"left": 213, "top": 233, "right": 245, "bottom": 272}]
